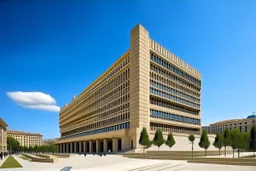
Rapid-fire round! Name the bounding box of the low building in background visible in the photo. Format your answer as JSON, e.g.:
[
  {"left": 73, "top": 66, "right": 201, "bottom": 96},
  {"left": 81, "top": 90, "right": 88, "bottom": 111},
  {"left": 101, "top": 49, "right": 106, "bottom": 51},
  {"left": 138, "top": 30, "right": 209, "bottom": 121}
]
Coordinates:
[
  {"left": 0, "top": 118, "right": 8, "bottom": 152},
  {"left": 42, "top": 138, "right": 59, "bottom": 146},
  {"left": 7, "top": 130, "right": 42, "bottom": 147},
  {"left": 202, "top": 113, "right": 256, "bottom": 134}
]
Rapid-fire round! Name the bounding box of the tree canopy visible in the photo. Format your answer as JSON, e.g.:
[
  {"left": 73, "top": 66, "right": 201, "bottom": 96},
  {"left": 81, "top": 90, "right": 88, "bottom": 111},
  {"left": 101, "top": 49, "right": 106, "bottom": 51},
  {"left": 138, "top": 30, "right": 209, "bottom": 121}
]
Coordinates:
[
  {"left": 223, "top": 128, "right": 231, "bottom": 156},
  {"left": 153, "top": 129, "right": 165, "bottom": 150},
  {"left": 199, "top": 130, "right": 210, "bottom": 156},
  {"left": 139, "top": 128, "right": 151, "bottom": 153},
  {"left": 7, "top": 137, "right": 20, "bottom": 152},
  {"left": 249, "top": 125, "right": 256, "bottom": 153},
  {"left": 165, "top": 133, "right": 175, "bottom": 150},
  {"left": 213, "top": 133, "right": 223, "bottom": 155}
]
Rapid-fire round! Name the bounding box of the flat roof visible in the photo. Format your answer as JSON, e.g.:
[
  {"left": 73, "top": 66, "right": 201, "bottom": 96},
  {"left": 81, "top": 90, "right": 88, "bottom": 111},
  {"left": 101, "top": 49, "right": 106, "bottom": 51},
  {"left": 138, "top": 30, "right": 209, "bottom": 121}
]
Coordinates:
[
  {"left": 0, "top": 117, "right": 8, "bottom": 127},
  {"left": 7, "top": 130, "right": 42, "bottom": 136}
]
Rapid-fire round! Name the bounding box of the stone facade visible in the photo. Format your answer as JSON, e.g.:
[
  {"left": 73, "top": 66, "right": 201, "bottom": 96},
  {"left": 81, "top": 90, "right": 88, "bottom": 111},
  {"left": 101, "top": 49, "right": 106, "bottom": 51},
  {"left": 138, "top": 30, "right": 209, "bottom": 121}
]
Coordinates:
[{"left": 55, "top": 24, "right": 202, "bottom": 153}]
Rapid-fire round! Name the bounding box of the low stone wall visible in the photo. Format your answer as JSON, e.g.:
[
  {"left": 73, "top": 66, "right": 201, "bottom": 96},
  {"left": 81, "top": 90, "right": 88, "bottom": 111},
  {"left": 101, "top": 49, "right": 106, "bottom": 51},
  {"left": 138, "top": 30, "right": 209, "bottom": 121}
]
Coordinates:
[
  {"left": 22, "top": 154, "right": 58, "bottom": 163},
  {"left": 53, "top": 153, "right": 72, "bottom": 158}
]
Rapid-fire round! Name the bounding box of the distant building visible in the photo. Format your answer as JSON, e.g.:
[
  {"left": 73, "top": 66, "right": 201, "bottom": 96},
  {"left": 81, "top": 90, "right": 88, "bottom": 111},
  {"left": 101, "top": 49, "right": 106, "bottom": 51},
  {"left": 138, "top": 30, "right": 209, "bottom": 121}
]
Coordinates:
[
  {"left": 202, "top": 113, "right": 256, "bottom": 134},
  {"left": 7, "top": 130, "right": 42, "bottom": 147},
  {"left": 42, "top": 138, "right": 59, "bottom": 146},
  {"left": 0, "top": 118, "right": 8, "bottom": 152}
]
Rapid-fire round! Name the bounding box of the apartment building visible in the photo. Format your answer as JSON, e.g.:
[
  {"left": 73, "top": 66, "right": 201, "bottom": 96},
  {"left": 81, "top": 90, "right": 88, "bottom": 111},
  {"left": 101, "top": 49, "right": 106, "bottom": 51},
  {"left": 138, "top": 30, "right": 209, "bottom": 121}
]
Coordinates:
[
  {"left": 203, "top": 113, "right": 256, "bottom": 134},
  {"left": 55, "top": 24, "right": 202, "bottom": 153},
  {"left": 7, "top": 130, "right": 42, "bottom": 147},
  {"left": 0, "top": 118, "right": 8, "bottom": 152}
]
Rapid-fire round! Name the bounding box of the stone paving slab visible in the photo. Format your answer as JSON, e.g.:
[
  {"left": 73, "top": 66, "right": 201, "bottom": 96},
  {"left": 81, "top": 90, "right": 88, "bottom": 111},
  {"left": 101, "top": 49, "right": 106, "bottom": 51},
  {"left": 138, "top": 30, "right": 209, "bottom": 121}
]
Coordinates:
[{"left": 0, "top": 154, "right": 254, "bottom": 171}]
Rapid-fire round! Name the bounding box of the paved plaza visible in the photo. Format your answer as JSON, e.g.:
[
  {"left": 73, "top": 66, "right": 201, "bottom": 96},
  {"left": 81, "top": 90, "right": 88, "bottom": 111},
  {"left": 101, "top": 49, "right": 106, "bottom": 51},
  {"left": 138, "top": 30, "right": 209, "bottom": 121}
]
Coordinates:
[{"left": 0, "top": 154, "right": 255, "bottom": 171}]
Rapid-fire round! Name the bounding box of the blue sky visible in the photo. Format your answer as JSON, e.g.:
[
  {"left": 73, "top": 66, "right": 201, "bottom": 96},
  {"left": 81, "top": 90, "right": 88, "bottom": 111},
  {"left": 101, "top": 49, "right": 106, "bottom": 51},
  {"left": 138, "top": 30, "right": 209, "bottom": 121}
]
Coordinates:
[{"left": 1, "top": 0, "right": 256, "bottom": 139}]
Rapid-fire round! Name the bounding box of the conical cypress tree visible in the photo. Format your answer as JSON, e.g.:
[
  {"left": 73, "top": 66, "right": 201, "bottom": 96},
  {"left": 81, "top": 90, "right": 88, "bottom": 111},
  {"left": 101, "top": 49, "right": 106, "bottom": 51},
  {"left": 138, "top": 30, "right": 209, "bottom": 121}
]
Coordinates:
[
  {"left": 213, "top": 133, "right": 223, "bottom": 156},
  {"left": 199, "top": 130, "right": 210, "bottom": 156},
  {"left": 166, "top": 133, "right": 175, "bottom": 150},
  {"left": 139, "top": 127, "right": 151, "bottom": 153},
  {"left": 153, "top": 129, "right": 165, "bottom": 154}
]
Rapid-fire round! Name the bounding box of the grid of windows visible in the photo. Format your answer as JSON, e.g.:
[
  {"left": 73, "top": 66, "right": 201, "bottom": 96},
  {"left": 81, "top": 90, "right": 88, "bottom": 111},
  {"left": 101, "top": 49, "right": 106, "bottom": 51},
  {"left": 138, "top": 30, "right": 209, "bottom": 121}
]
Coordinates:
[
  {"left": 150, "top": 80, "right": 200, "bottom": 103},
  {"left": 150, "top": 122, "right": 200, "bottom": 135},
  {"left": 60, "top": 122, "right": 130, "bottom": 140},
  {"left": 150, "top": 87, "right": 200, "bottom": 109},
  {"left": 150, "top": 53, "right": 201, "bottom": 86},
  {"left": 150, "top": 96, "right": 199, "bottom": 115},
  {"left": 150, "top": 64, "right": 200, "bottom": 92},
  {"left": 150, "top": 109, "right": 200, "bottom": 125}
]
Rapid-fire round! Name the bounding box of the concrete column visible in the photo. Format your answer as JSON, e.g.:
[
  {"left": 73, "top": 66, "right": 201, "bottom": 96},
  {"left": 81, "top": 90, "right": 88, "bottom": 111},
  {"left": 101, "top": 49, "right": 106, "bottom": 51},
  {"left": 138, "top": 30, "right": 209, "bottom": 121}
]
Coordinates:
[
  {"left": 66, "top": 143, "right": 68, "bottom": 153},
  {"left": 60, "top": 144, "right": 62, "bottom": 153},
  {"left": 74, "top": 142, "right": 77, "bottom": 153},
  {"left": 83, "top": 141, "right": 86, "bottom": 153},
  {"left": 70, "top": 142, "right": 73, "bottom": 153},
  {"left": 103, "top": 139, "right": 108, "bottom": 152},
  {"left": 79, "top": 142, "right": 82, "bottom": 153},
  {"left": 89, "top": 140, "right": 92, "bottom": 153},
  {"left": 122, "top": 137, "right": 130, "bottom": 151},
  {"left": 112, "top": 138, "right": 118, "bottom": 153},
  {"left": 96, "top": 140, "right": 99, "bottom": 153},
  {"left": 63, "top": 143, "right": 65, "bottom": 153},
  {"left": 57, "top": 144, "right": 59, "bottom": 153}
]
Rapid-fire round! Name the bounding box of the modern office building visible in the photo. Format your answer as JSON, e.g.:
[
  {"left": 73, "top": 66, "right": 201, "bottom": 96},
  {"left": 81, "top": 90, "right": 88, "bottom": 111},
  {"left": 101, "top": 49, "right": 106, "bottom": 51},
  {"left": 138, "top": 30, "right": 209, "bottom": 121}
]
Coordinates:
[
  {"left": 0, "top": 118, "right": 8, "bottom": 152},
  {"left": 7, "top": 130, "right": 42, "bottom": 147},
  {"left": 42, "top": 138, "right": 59, "bottom": 146},
  {"left": 203, "top": 113, "right": 256, "bottom": 134},
  {"left": 55, "top": 24, "right": 202, "bottom": 153}
]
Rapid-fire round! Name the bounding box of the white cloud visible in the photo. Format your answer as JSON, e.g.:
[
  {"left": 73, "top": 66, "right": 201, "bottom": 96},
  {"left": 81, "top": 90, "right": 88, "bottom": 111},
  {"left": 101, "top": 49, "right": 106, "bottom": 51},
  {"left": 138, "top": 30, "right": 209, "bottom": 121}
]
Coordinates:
[{"left": 6, "top": 91, "right": 60, "bottom": 112}]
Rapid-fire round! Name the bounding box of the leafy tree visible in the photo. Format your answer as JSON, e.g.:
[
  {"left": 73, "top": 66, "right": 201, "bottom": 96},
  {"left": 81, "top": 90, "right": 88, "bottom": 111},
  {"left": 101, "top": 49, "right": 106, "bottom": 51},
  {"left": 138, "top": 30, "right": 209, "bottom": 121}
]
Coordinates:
[
  {"left": 249, "top": 125, "right": 256, "bottom": 155},
  {"left": 24, "top": 146, "right": 28, "bottom": 153},
  {"left": 242, "top": 132, "right": 250, "bottom": 152},
  {"left": 153, "top": 129, "right": 165, "bottom": 154},
  {"left": 165, "top": 133, "right": 175, "bottom": 150},
  {"left": 223, "top": 128, "right": 231, "bottom": 156},
  {"left": 188, "top": 134, "right": 195, "bottom": 159},
  {"left": 199, "top": 130, "right": 210, "bottom": 156},
  {"left": 7, "top": 137, "right": 20, "bottom": 153},
  {"left": 139, "top": 128, "right": 151, "bottom": 153},
  {"left": 230, "top": 129, "right": 240, "bottom": 158},
  {"left": 34, "top": 145, "right": 39, "bottom": 153},
  {"left": 28, "top": 146, "right": 34, "bottom": 153},
  {"left": 237, "top": 131, "right": 245, "bottom": 158},
  {"left": 213, "top": 133, "right": 223, "bottom": 156}
]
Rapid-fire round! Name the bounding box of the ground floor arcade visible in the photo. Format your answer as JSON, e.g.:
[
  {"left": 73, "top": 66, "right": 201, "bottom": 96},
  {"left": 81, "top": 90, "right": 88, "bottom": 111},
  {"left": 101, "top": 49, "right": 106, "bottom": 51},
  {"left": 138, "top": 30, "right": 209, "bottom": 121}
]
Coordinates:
[{"left": 56, "top": 138, "right": 126, "bottom": 153}]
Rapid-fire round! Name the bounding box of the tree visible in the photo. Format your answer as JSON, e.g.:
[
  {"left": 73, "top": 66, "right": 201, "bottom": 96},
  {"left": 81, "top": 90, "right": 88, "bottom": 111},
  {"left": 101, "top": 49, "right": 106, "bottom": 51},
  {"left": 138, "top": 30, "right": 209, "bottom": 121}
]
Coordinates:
[
  {"left": 237, "top": 131, "right": 244, "bottom": 158},
  {"left": 34, "top": 145, "right": 39, "bottom": 153},
  {"left": 139, "top": 128, "right": 151, "bottom": 154},
  {"left": 242, "top": 132, "right": 250, "bottom": 152},
  {"left": 230, "top": 129, "right": 240, "bottom": 158},
  {"left": 7, "top": 137, "right": 20, "bottom": 153},
  {"left": 165, "top": 133, "right": 175, "bottom": 150},
  {"left": 249, "top": 125, "right": 256, "bottom": 155},
  {"left": 153, "top": 129, "right": 165, "bottom": 154},
  {"left": 213, "top": 133, "right": 223, "bottom": 156},
  {"left": 188, "top": 134, "right": 195, "bottom": 159},
  {"left": 223, "top": 128, "right": 231, "bottom": 156},
  {"left": 24, "top": 146, "right": 28, "bottom": 153},
  {"left": 199, "top": 130, "right": 210, "bottom": 156},
  {"left": 28, "top": 146, "right": 34, "bottom": 153}
]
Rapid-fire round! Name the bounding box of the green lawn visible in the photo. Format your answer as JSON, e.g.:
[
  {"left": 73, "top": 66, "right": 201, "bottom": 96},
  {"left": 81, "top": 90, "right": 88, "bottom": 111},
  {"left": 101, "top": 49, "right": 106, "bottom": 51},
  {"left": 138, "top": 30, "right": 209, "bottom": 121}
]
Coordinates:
[{"left": 0, "top": 156, "right": 23, "bottom": 169}]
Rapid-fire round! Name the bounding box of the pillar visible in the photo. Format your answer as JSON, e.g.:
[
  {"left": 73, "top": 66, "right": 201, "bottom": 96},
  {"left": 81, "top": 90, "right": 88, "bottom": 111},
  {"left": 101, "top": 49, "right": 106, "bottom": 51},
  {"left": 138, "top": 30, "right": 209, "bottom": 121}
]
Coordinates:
[
  {"left": 103, "top": 139, "right": 108, "bottom": 153},
  {"left": 96, "top": 140, "right": 99, "bottom": 153},
  {"left": 74, "top": 142, "right": 77, "bottom": 153},
  {"left": 112, "top": 138, "right": 118, "bottom": 153},
  {"left": 89, "top": 140, "right": 92, "bottom": 153},
  {"left": 63, "top": 143, "right": 65, "bottom": 153},
  {"left": 66, "top": 143, "right": 68, "bottom": 153},
  {"left": 83, "top": 141, "right": 86, "bottom": 153},
  {"left": 70, "top": 142, "right": 73, "bottom": 153},
  {"left": 60, "top": 144, "right": 62, "bottom": 153},
  {"left": 57, "top": 144, "right": 59, "bottom": 153},
  {"left": 79, "top": 142, "right": 82, "bottom": 153}
]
